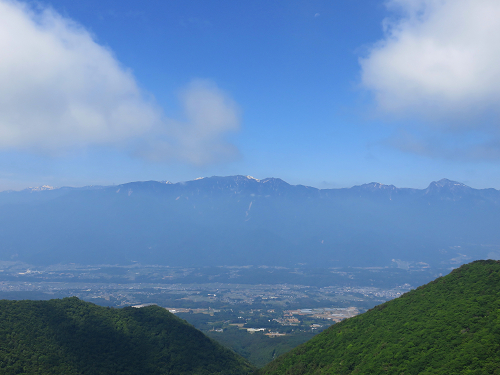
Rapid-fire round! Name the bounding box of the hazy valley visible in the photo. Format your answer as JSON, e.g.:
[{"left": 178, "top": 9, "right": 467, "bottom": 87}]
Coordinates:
[{"left": 0, "top": 261, "right": 437, "bottom": 367}]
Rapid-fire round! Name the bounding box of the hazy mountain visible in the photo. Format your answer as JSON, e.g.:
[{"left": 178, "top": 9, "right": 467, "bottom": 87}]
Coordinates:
[
  {"left": 0, "top": 297, "right": 255, "bottom": 375},
  {"left": 258, "top": 260, "right": 500, "bottom": 374},
  {"left": 0, "top": 176, "right": 499, "bottom": 267}
]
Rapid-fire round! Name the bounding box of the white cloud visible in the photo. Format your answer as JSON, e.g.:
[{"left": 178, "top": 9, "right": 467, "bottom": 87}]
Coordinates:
[
  {"left": 0, "top": 0, "right": 240, "bottom": 165},
  {"left": 360, "top": 0, "right": 500, "bottom": 127},
  {"left": 0, "top": 0, "right": 160, "bottom": 151},
  {"left": 137, "top": 79, "right": 241, "bottom": 165}
]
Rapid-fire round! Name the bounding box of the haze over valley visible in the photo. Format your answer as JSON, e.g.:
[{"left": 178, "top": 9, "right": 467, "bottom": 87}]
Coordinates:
[{"left": 1, "top": 175, "right": 498, "bottom": 268}]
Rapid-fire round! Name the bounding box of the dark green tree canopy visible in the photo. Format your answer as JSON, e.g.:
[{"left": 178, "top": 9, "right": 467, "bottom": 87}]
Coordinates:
[
  {"left": 0, "top": 297, "right": 255, "bottom": 375},
  {"left": 260, "top": 260, "right": 500, "bottom": 375}
]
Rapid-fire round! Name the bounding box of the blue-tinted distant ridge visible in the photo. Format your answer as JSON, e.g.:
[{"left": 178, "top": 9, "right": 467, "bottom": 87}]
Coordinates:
[{"left": 0, "top": 176, "right": 499, "bottom": 268}]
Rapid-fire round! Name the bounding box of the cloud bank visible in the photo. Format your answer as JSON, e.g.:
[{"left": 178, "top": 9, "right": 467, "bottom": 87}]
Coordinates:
[
  {"left": 0, "top": 0, "right": 239, "bottom": 165},
  {"left": 360, "top": 0, "right": 500, "bottom": 160}
]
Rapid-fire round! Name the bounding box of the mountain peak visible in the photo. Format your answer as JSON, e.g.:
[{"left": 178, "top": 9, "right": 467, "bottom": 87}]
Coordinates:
[
  {"left": 434, "top": 178, "right": 468, "bottom": 188},
  {"left": 245, "top": 175, "right": 260, "bottom": 182},
  {"left": 426, "top": 178, "right": 471, "bottom": 191},
  {"left": 25, "top": 185, "right": 57, "bottom": 192},
  {"left": 358, "top": 182, "right": 396, "bottom": 190}
]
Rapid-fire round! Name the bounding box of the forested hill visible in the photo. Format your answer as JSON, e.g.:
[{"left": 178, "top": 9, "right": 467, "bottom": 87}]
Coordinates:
[
  {"left": 0, "top": 297, "right": 255, "bottom": 375},
  {"left": 259, "top": 260, "right": 500, "bottom": 374}
]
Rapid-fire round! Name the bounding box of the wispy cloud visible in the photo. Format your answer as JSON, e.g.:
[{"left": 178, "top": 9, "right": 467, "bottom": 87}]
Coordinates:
[
  {"left": 0, "top": 0, "right": 239, "bottom": 165},
  {"left": 360, "top": 0, "right": 500, "bottom": 159},
  {"left": 136, "top": 79, "right": 241, "bottom": 165},
  {"left": 387, "top": 130, "right": 500, "bottom": 161}
]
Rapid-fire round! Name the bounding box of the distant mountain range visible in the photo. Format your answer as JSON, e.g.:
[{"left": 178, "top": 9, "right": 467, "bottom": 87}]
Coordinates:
[
  {"left": 0, "top": 175, "right": 499, "bottom": 267},
  {"left": 259, "top": 260, "right": 500, "bottom": 374}
]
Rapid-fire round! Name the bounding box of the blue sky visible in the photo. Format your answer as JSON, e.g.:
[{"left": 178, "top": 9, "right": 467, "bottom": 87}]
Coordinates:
[{"left": 1, "top": 0, "right": 500, "bottom": 190}]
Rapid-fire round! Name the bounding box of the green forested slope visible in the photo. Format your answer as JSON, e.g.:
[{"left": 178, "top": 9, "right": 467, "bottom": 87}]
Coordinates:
[
  {"left": 259, "top": 260, "right": 500, "bottom": 375},
  {"left": 0, "top": 297, "right": 255, "bottom": 375}
]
